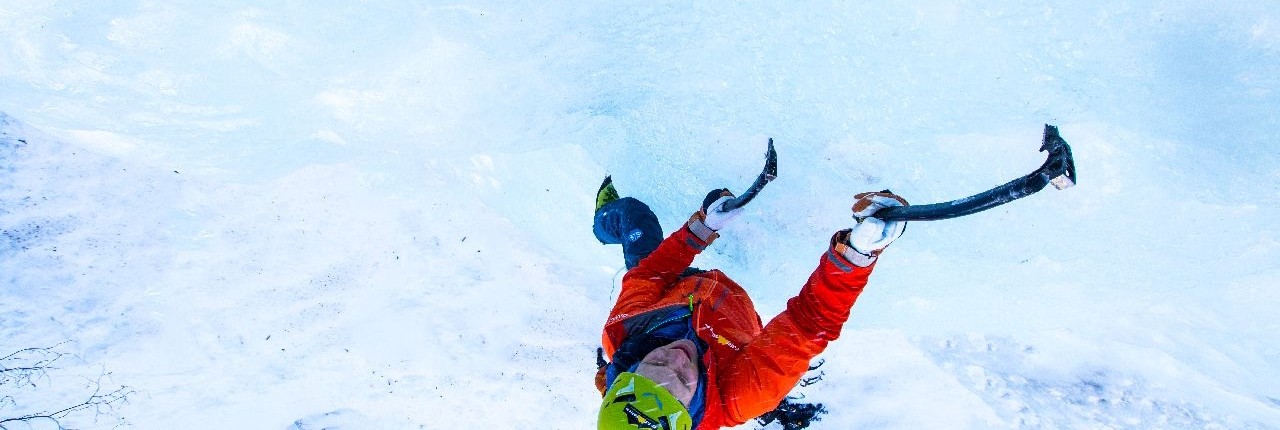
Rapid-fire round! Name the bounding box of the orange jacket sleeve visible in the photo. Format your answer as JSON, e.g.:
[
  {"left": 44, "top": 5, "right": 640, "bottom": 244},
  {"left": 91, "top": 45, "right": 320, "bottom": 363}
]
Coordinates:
[
  {"left": 605, "top": 216, "right": 712, "bottom": 330},
  {"left": 717, "top": 230, "right": 875, "bottom": 425}
]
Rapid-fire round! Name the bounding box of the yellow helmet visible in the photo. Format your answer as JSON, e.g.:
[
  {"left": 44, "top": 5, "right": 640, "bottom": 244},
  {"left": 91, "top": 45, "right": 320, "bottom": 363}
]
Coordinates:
[{"left": 598, "top": 372, "right": 693, "bottom": 430}]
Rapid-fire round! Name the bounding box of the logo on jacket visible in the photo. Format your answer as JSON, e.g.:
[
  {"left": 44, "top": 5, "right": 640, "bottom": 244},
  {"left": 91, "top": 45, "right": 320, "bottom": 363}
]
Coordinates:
[
  {"left": 626, "top": 228, "right": 644, "bottom": 243},
  {"left": 701, "top": 324, "right": 739, "bottom": 351}
]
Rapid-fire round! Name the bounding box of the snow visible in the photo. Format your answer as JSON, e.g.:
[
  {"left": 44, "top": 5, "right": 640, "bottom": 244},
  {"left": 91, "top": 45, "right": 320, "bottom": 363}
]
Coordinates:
[{"left": 2, "top": 1, "right": 1278, "bottom": 429}]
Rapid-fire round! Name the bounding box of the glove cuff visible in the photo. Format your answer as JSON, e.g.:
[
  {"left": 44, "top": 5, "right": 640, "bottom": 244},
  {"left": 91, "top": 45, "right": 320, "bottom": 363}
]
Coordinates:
[
  {"left": 687, "top": 213, "right": 719, "bottom": 243},
  {"left": 833, "top": 229, "right": 877, "bottom": 267}
]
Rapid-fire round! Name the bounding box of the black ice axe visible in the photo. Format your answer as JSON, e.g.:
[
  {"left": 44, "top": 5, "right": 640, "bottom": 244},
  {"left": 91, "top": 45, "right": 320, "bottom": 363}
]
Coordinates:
[{"left": 875, "top": 124, "right": 1077, "bottom": 221}]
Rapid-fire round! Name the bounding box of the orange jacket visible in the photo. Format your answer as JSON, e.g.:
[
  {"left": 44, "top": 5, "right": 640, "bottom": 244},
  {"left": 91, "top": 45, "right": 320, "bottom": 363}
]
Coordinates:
[{"left": 600, "top": 217, "right": 875, "bottom": 429}]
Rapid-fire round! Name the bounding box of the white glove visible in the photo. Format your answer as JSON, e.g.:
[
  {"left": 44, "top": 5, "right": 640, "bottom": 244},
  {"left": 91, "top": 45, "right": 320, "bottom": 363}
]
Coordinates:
[
  {"left": 841, "top": 191, "right": 908, "bottom": 265},
  {"left": 703, "top": 195, "right": 744, "bottom": 231},
  {"left": 688, "top": 189, "right": 744, "bottom": 242}
]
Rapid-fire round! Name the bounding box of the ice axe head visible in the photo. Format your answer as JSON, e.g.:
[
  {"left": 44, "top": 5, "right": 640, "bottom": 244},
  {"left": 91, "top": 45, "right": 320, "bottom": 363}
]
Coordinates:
[
  {"left": 718, "top": 138, "right": 777, "bottom": 212},
  {"left": 1038, "top": 124, "right": 1077, "bottom": 190},
  {"left": 762, "top": 138, "right": 778, "bottom": 180}
]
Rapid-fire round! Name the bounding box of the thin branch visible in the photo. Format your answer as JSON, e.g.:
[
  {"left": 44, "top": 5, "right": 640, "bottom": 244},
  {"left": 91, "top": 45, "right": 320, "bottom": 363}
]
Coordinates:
[
  {"left": 1, "top": 344, "right": 66, "bottom": 388},
  {"left": 0, "top": 344, "right": 132, "bottom": 429},
  {"left": 0, "top": 342, "right": 70, "bottom": 362},
  {"left": 0, "top": 383, "right": 132, "bottom": 428}
]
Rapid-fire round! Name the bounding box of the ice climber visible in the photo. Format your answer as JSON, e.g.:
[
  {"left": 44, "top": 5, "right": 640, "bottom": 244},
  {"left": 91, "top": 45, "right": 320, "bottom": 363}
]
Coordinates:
[{"left": 592, "top": 175, "right": 909, "bottom": 430}]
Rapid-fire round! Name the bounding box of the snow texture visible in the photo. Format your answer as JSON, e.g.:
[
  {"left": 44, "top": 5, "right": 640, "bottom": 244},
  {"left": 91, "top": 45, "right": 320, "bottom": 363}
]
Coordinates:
[{"left": 2, "top": 1, "right": 1278, "bottom": 429}]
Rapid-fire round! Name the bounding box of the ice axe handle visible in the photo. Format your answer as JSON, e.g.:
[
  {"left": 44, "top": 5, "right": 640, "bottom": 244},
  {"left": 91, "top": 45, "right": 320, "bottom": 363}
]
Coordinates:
[{"left": 720, "top": 138, "right": 778, "bottom": 212}]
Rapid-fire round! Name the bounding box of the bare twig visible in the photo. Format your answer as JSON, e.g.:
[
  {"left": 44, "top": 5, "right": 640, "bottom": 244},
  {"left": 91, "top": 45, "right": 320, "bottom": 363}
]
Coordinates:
[
  {"left": 0, "top": 344, "right": 132, "bottom": 429},
  {"left": 1, "top": 343, "right": 68, "bottom": 388}
]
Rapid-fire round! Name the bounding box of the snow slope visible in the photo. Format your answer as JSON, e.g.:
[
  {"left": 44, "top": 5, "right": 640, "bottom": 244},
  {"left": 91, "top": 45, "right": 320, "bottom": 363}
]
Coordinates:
[{"left": 3, "top": 1, "right": 1279, "bottom": 429}]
